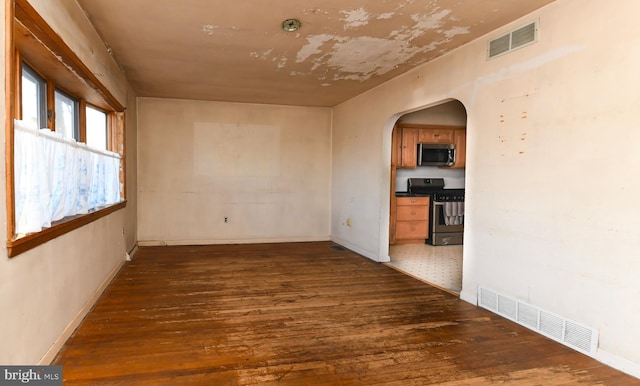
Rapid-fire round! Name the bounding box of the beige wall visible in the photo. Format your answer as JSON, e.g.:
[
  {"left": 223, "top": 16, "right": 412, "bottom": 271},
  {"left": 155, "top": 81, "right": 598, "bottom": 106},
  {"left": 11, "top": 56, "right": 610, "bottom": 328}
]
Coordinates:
[
  {"left": 0, "top": 0, "right": 137, "bottom": 364},
  {"left": 3, "top": 0, "right": 639, "bottom": 377},
  {"left": 331, "top": 0, "right": 640, "bottom": 376},
  {"left": 137, "top": 98, "right": 332, "bottom": 245}
]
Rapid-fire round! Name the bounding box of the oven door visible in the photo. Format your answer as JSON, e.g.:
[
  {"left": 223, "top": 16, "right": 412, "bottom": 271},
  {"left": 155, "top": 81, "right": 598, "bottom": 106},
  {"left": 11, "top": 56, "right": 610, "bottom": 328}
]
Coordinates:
[
  {"left": 432, "top": 202, "right": 464, "bottom": 233},
  {"left": 430, "top": 201, "right": 464, "bottom": 245}
]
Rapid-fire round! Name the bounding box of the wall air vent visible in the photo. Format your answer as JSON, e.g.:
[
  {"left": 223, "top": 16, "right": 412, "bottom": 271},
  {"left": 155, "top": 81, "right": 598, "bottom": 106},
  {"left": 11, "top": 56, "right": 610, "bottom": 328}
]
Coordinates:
[
  {"left": 478, "top": 286, "right": 599, "bottom": 357},
  {"left": 488, "top": 20, "right": 538, "bottom": 59}
]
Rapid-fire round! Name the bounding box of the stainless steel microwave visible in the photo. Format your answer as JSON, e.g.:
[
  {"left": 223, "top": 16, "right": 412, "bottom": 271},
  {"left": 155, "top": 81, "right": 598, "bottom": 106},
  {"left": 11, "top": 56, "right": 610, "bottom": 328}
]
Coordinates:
[{"left": 417, "top": 143, "right": 456, "bottom": 166}]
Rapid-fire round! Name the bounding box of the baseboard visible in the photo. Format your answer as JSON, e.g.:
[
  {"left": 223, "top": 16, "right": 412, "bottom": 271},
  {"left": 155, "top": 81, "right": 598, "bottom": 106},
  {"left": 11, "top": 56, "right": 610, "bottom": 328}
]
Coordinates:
[
  {"left": 466, "top": 285, "right": 640, "bottom": 380},
  {"left": 459, "top": 289, "right": 478, "bottom": 306},
  {"left": 329, "top": 237, "right": 379, "bottom": 262},
  {"left": 597, "top": 348, "right": 640, "bottom": 380},
  {"left": 138, "top": 236, "right": 330, "bottom": 247},
  {"left": 126, "top": 243, "right": 139, "bottom": 261},
  {"left": 38, "top": 258, "right": 126, "bottom": 365}
]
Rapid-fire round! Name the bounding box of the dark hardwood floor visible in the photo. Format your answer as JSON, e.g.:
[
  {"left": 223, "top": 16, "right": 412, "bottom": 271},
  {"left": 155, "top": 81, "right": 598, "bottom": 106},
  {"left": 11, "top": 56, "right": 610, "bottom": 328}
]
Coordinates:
[{"left": 53, "top": 242, "right": 638, "bottom": 385}]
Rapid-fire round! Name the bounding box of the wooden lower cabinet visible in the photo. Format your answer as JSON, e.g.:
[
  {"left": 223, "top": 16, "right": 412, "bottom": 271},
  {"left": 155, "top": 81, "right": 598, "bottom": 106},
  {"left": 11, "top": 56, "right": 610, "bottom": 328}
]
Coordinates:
[
  {"left": 395, "top": 221, "right": 428, "bottom": 240},
  {"left": 395, "top": 196, "right": 430, "bottom": 244}
]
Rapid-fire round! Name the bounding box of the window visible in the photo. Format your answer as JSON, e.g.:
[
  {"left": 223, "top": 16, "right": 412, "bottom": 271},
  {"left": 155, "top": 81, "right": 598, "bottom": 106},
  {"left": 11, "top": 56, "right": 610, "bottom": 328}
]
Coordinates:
[
  {"left": 54, "top": 89, "right": 79, "bottom": 141},
  {"left": 7, "top": 0, "right": 127, "bottom": 257},
  {"left": 86, "top": 106, "right": 108, "bottom": 150},
  {"left": 20, "top": 64, "right": 47, "bottom": 129}
]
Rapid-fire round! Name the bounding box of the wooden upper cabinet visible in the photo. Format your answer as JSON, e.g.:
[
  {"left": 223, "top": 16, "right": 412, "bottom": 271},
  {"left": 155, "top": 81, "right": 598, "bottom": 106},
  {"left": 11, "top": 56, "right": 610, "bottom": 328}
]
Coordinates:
[
  {"left": 419, "top": 127, "right": 454, "bottom": 143},
  {"left": 452, "top": 129, "right": 466, "bottom": 169},
  {"left": 400, "top": 128, "right": 419, "bottom": 168},
  {"left": 395, "top": 124, "right": 466, "bottom": 169}
]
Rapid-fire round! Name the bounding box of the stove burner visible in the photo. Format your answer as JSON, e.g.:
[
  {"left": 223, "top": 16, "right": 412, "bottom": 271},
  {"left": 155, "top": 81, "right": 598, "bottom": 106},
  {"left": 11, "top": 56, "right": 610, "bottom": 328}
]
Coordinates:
[{"left": 407, "top": 178, "right": 464, "bottom": 201}]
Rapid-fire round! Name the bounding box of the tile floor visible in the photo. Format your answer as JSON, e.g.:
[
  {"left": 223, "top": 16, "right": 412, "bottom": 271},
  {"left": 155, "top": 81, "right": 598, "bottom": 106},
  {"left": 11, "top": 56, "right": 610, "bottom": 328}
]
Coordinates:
[{"left": 387, "top": 243, "right": 463, "bottom": 294}]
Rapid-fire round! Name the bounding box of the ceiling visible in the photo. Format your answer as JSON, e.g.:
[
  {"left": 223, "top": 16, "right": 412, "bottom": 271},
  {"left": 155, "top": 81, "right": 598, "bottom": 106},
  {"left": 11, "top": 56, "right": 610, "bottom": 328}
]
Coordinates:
[{"left": 77, "top": 0, "right": 555, "bottom": 107}]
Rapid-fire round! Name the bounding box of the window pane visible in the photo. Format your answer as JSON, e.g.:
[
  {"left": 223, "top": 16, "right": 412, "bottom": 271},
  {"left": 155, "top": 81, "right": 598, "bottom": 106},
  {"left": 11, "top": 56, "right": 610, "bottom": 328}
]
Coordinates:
[
  {"left": 21, "top": 65, "right": 46, "bottom": 128},
  {"left": 55, "top": 89, "right": 78, "bottom": 140},
  {"left": 86, "top": 106, "right": 108, "bottom": 150}
]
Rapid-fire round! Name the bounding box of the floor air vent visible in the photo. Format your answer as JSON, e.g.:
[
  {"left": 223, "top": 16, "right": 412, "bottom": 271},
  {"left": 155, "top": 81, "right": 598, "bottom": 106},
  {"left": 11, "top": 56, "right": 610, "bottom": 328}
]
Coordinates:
[
  {"left": 478, "top": 286, "right": 598, "bottom": 356},
  {"left": 488, "top": 20, "right": 538, "bottom": 59},
  {"left": 330, "top": 245, "right": 346, "bottom": 252}
]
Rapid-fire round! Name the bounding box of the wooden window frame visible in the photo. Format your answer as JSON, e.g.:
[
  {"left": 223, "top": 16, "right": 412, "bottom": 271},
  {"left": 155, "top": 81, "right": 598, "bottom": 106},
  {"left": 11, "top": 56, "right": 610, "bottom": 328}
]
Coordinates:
[{"left": 5, "top": 0, "right": 127, "bottom": 257}]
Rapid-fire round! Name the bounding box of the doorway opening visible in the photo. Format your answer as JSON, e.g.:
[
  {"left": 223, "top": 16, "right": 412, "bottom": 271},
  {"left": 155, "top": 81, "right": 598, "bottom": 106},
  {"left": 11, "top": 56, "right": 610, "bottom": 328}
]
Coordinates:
[{"left": 387, "top": 100, "right": 467, "bottom": 295}]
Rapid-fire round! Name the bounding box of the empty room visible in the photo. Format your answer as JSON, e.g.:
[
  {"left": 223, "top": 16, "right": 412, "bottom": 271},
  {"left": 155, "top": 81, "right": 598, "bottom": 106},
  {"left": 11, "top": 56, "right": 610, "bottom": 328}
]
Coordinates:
[{"left": 1, "top": 0, "right": 639, "bottom": 384}]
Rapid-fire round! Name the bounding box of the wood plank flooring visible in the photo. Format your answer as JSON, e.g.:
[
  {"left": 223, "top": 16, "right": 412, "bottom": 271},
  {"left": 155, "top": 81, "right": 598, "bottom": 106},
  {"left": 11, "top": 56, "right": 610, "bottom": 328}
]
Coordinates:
[{"left": 52, "top": 242, "right": 638, "bottom": 385}]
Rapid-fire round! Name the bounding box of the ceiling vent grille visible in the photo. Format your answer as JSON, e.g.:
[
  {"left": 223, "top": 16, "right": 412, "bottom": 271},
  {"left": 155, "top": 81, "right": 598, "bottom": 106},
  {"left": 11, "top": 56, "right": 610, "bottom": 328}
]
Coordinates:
[
  {"left": 488, "top": 20, "right": 538, "bottom": 59},
  {"left": 478, "top": 286, "right": 599, "bottom": 357}
]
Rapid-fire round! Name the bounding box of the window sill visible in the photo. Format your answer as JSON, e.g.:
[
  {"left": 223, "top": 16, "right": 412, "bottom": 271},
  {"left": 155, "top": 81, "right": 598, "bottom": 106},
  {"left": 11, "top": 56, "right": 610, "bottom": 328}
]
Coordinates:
[{"left": 7, "top": 201, "right": 127, "bottom": 257}]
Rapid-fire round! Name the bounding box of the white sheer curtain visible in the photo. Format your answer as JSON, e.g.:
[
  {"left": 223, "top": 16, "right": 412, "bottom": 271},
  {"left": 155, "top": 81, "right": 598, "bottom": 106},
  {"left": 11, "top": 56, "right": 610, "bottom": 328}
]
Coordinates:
[{"left": 14, "top": 119, "right": 121, "bottom": 235}]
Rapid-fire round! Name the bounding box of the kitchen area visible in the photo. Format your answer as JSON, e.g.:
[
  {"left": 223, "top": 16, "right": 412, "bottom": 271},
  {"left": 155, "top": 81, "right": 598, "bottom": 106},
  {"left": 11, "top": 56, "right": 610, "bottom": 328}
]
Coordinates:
[{"left": 387, "top": 100, "right": 467, "bottom": 294}]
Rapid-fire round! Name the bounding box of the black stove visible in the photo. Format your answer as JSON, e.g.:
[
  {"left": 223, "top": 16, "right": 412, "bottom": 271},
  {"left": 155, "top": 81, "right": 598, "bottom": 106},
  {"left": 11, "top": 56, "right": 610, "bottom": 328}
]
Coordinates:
[
  {"left": 405, "top": 178, "right": 465, "bottom": 246},
  {"left": 407, "top": 178, "right": 465, "bottom": 201}
]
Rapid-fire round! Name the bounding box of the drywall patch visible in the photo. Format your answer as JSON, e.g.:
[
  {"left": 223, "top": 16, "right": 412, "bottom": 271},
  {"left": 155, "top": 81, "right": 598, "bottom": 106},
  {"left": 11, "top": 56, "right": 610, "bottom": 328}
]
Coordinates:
[
  {"left": 444, "top": 26, "right": 470, "bottom": 39},
  {"left": 250, "top": 49, "right": 274, "bottom": 60},
  {"left": 341, "top": 8, "right": 370, "bottom": 29},
  {"left": 201, "top": 24, "right": 216, "bottom": 35},
  {"left": 193, "top": 122, "right": 281, "bottom": 178},
  {"left": 201, "top": 24, "right": 239, "bottom": 37},
  {"left": 303, "top": 8, "right": 329, "bottom": 16},
  {"left": 276, "top": 55, "right": 288, "bottom": 69},
  {"left": 327, "top": 36, "right": 419, "bottom": 80},
  {"left": 411, "top": 9, "right": 452, "bottom": 31},
  {"left": 252, "top": 6, "right": 469, "bottom": 82},
  {"left": 296, "top": 34, "right": 347, "bottom": 63},
  {"left": 294, "top": 7, "right": 466, "bottom": 81}
]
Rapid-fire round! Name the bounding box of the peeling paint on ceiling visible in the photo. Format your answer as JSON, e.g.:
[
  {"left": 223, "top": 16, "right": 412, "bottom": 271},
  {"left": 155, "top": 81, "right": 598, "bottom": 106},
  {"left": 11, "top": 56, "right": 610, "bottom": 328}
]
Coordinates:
[
  {"left": 341, "top": 8, "right": 371, "bottom": 29},
  {"left": 287, "top": 7, "right": 470, "bottom": 82},
  {"left": 200, "top": 24, "right": 239, "bottom": 37},
  {"left": 201, "top": 24, "right": 216, "bottom": 35},
  {"left": 77, "top": 0, "right": 556, "bottom": 107}
]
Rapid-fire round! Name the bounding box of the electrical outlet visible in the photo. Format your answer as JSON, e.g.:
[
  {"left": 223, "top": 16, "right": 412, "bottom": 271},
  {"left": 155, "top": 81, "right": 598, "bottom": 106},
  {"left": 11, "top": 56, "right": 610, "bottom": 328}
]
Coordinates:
[{"left": 224, "top": 217, "right": 228, "bottom": 223}]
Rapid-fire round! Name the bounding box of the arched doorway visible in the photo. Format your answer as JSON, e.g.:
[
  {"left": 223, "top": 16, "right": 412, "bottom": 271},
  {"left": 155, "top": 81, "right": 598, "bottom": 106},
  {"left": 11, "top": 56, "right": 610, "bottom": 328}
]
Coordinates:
[{"left": 387, "top": 100, "right": 467, "bottom": 295}]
